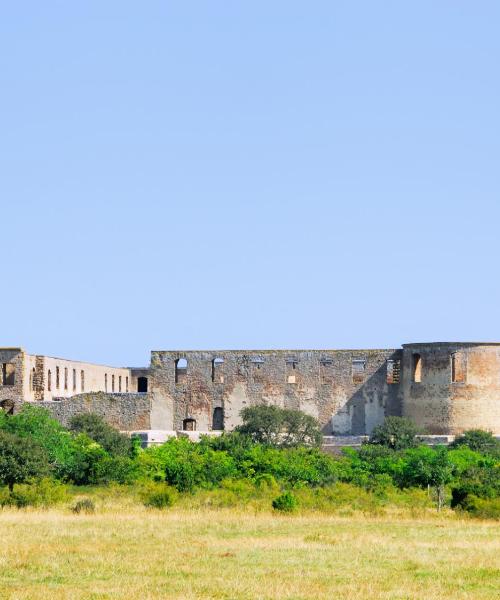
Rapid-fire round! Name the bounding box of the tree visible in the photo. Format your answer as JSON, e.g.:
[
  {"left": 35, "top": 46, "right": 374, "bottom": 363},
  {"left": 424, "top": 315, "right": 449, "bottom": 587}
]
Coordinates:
[
  {"left": 0, "top": 431, "right": 50, "bottom": 492},
  {"left": 402, "top": 446, "right": 454, "bottom": 510},
  {"left": 69, "top": 413, "right": 132, "bottom": 457},
  {"left": 236, "top": 405, "right": 322, "bottom": 447},
  {"left": 369, "top": 416, "right": 423, "bottom": 451},
  {"left": 450, "top": 429, "right": 500, "bottom": 458}
]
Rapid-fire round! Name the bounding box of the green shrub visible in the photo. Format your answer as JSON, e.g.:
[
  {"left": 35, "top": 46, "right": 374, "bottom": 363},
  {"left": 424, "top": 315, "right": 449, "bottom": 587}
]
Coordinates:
[
  {"left": 0, "top": 479, "right": 69, "bottom": 508},
  {"left": 450, "top": 430, "right": 500, "bottom": 458},
  {"left": 72, "top": 498, "right": 96, "bottom": 514},
  {"left": 69, "top": 413, "right": 132, "bottom": 457},
  {"left": 139, "top": 438, "right": 237, "bottom": 492},
  {"left": 95, "top": 455, "right": 140, "bottom": 485},
  {"left": 254, "top": 473, "right": 279, "bottom": 491},
  {"left": 369, "top": 416, "right": 423, "bottom": 450},
  {"left": 144, "top": 490, "right": 175, "bottom": 509},
  {"left": 237, "top": 405, "right": 322, "bottom": 447},
  {"left": 462, "top": 496, "right": 500, "bottom": 520},
  {"left": 272, "top": 491, "right": 298, "bottom": 513},
  {"left": 140, "top": 482, "right": 178, "bottom": 509}
]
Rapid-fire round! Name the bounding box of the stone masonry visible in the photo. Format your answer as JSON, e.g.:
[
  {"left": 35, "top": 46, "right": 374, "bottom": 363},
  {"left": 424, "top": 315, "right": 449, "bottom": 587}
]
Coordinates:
[{"left": 1, "top": 343, "right": 499, "bottom": 436}]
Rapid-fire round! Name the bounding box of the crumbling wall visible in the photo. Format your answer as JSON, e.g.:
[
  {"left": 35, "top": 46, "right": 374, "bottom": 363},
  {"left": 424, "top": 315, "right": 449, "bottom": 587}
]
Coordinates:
[
  {"left": 39, "top": 392, "right": 153, "bottom": 430},
  {"left": 0, "top": 348, "right": 25, "bottom": 413},
  {"left": 150, "top": 349, "right": 403, "bottom": 435},
  {"left": 402, "top": 343, "right": 500, "bottom": 435}
]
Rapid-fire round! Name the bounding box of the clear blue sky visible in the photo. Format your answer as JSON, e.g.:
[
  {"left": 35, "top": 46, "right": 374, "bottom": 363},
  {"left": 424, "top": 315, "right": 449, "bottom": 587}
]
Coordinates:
[{"left": 1, "top": 2, "right": 499, "bottom": 367}]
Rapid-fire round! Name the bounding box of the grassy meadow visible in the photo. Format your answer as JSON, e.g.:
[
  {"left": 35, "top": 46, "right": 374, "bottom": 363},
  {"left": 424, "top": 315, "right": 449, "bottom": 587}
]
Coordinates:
[
  {"left": 0, "top": 498, "right": 499, "bottom": 599},
  {"left": 1, "top": 410, "right": 499, "bottom": 597}
]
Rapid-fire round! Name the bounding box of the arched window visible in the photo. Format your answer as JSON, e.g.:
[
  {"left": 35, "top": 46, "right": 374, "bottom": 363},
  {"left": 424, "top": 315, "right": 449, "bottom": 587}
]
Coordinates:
[
  {"left": 137, "top": 376, "right": 148, "bottom": 392},
  {"left": 47, "top": 370, "right": 52, "bottom": 392},
  {"left": 182, "top": 418, "right": 196, "bottom": 431},
  {"left": 212, "top": 407, "right": 224, "bottom": 430},
  {"left": 211, "top": 358, "right": 224, "bottom": 383},
  {"left": 175, "top": 358, "right": 188, "bottom": 383},
  {"left": 412, "top": 354, "right": 422, "bottom": 383}
]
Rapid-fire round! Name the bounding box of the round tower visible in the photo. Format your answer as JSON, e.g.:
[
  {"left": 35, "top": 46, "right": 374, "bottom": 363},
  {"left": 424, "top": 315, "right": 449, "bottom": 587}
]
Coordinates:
[{"left": 401, "top": 342, "right": 500, "bottom": 435}]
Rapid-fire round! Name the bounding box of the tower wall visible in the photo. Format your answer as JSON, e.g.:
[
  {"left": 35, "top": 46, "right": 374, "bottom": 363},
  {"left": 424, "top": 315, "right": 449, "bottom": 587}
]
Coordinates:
[{"left": 402, "top": 343, "right": 500, "bottom": 434}]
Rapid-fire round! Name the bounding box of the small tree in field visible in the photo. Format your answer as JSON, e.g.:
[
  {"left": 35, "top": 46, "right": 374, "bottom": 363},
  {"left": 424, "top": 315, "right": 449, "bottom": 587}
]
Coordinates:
[
  {"left": 369, "top": 416, "right": 422, "bottom": 451},
  {"left": 0, "top": 431, "right": 50, "bottom": 492},
  {"left": 237, "top": 405, "right": 322, "bottom": 447},
  {"left": 403, "top": 446, "right": 454, "bottom": 510}
]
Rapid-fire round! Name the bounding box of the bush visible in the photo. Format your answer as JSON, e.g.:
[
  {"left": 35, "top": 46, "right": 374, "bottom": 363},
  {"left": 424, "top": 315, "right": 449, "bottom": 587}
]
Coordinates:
[
  {"left": 1, "top": 479, "right": 69, "bottom": 508},
  {"left": 272, "top": 491, "right": 298, "bottom": 513},
  {"left": 58, "top": 434, "right": 109, "bottom": 485},
  {"left": 142, "top": 484, "right": 177, "bottom": 509},
  {"left": 369, "top": 417, "right": 423, "bottom": 450},
  {"left": 72, "top": 498, "right": 95, "bottom": 514},
  {"left": 450, "top": 430, "right": 500, "bottom": 458},
  {"left": 69, "top": 413, "right": 132, "bottom": 457},
  {"left": 237, "top": 405, "right": 322, "bottom": 447},
  {"left": 139, "top": 438, "right": 237, "bottom": 492},
  {"left": 460, "top": 496, "right": 500, "bottom": 520}
]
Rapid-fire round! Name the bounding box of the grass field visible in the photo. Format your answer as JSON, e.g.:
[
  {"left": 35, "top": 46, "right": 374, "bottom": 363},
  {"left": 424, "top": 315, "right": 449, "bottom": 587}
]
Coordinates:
[{"left": 0, "top": 504, "right": 499, "bottom": 599}]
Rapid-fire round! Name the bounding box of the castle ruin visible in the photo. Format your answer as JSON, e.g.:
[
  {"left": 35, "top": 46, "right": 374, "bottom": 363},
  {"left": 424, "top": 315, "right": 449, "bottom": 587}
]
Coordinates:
[{"left": 1, "top": 343, "right": 499, "bottom": 437}]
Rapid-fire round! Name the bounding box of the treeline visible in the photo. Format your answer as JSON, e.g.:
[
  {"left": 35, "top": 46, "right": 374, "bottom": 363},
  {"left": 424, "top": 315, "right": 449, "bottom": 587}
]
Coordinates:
[{"left": 0, "top": 406, "right": 498, "bottom": 518}]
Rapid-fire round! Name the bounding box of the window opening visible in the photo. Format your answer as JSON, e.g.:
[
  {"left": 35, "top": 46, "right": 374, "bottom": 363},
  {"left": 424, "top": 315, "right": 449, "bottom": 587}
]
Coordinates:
[
  {"left": 183, "top": 418, "right": 196, "bottom": 431},
  {"left": 137, "top": 376, "right": 148, "bottom": 392},
  {"left": 386, "top": 359, "right": 401, "bottom": 384},
  {"left": 451, "top": 352, "right": 466, "bottom": 383},
  {"left": 211, "top": 358, "right": 224, "bottom": 383},
  {"left": 2, "top": 363, "right": 15, "bottom": 386},
  {"left": 175, "top": 358, "right": 188, "bottom": 383},
  {"left": 412, "top": 354, "right": 422, "bottom": 383},
  {"left": 212, "top": 407, "right": 224, "bottom": 430}
]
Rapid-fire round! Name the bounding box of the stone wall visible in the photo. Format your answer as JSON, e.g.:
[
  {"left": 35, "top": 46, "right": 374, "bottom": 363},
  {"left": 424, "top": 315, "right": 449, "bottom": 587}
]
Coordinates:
[
  {"left": 402, "top": 342, "right": 500, "bottom": 434},
  {"left": 0, "top": 348, "right": 25, "bottom": 413},
  {"left": 5, "top": 343, "right": 500, "bottom": 436},
  {"left": 150, "top": 349, "right": 403, "bottom": 434},
  {"left": 39, "top": 392, "right": 153, "bottom": 430}
]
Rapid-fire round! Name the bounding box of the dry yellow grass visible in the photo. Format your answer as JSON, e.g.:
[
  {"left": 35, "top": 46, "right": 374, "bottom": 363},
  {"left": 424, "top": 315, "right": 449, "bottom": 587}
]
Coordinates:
[{"left": 0, "top": 506, "right": 498, "bottom": 599}]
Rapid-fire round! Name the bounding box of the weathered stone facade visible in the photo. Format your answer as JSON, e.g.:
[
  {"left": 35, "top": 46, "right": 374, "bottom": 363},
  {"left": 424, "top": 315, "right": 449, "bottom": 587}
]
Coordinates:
[
  {"left": 39, "top": 393, "right": 154, "bottom": 431},
  {"left": 1, "top": 343, "right": 500, "bottom": 435},
  {"left": 149, "top": 349, "right": 403, "bottom": 435},
  {"left": 402, "top": 342, "right": 500, "bottom": 434}
]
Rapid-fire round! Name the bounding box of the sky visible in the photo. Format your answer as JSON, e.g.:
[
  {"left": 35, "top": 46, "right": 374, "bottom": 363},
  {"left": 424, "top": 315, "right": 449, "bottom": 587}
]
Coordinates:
[{"left": 0, "top": 1, "right": 499, "bottom": 367}]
